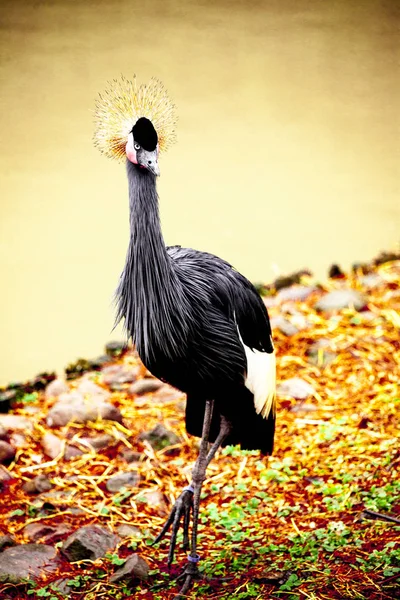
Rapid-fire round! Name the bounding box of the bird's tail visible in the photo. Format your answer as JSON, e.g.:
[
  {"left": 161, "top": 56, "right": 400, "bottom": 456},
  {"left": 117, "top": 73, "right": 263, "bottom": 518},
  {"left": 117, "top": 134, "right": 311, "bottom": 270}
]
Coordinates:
[{"left": 185, "top": 387, "right": 275, "bottom": 455}]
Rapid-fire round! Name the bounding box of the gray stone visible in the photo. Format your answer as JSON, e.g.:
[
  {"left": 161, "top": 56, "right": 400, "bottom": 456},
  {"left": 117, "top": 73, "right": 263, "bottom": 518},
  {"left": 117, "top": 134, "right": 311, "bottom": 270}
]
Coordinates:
[
  {"left": 22, "top": 475, "right": 52, "bottom": 494},
  {"left": 45, "top": 378, "right": 69, "bottom": 399},
  {"left": 46, "top": 395, "right": 122, "bottom": 427},
  {"left": 24, "top": 522, "right": 71, "bottom": 543},
  {"left": 360, "top": 274, "right": 384, "bottom": 289},
  {"left": 314, "top": 289, "right": 367, "bottom": 312},
  {"left": 105, "top": 341, "right": 128, "bottom": 357},
  {"left": 63, "top": 444, "right": 84, "bottom": 461},
  {"left": 270, "top": 316, "right": 299, "bottom": 336},
  {"left": 0, "top": 544, "right": 59, "bottom": 583},
  {"left": 117, "top": 524, "right": 142, "bottom": 538},
  {"left": 0, "top": 415, "right": 33, "bottom": 432},
  {"left": 102, "top": 364, "right": 138, "bottom": 387},
  {"left": 79, "top": 434, "right": 114, "bottom": 451},
  {"left": 129, "top": 378, "right": 163, "bottom": 396},
  {"left": 77, "top": 379, "right": 111, "bottom": 400},
  {"left": 109, "top": 553, "right": 150, "bottom": 583},
  {"left": 139, "top": 424, "right": 180, "bottom": 451},
  {"left": 277, "top": 285, "right": 316, "bottom": 302},
  {"left": 0, "top": 465, "right": 12, "bottom": 482},
  {"left": 61, "top": 526, "right": 120, "bottom": 561},
  {"left": 106, "top": 470, "right": 140, "bottom": 493},
  {"left": 0, "top": 441, "right": 15, "bottom": 464},
  {"left": 0, "top": 536, "right": 16, "bottom": 552},
  {"left": 277, "top": 377, "right": 315, "bottom": 400},
  {"left": 136, "top": 489, "right": 167, "bottom": 515},
  {"left": 120, "top": 449, "right": 143, "bottom": 463},
  {"left": 41, "top": 432, "right": 63, "bottom": 459}
]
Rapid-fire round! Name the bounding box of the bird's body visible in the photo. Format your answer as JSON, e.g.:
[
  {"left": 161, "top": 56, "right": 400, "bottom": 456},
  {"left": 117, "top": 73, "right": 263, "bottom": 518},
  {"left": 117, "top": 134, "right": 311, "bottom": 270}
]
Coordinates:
[
  {"left": 94, "top": 78, "right": 276, "bottom": 597},
  {"left": 116, "top": 161, "right": 276, "bottom": 453}
]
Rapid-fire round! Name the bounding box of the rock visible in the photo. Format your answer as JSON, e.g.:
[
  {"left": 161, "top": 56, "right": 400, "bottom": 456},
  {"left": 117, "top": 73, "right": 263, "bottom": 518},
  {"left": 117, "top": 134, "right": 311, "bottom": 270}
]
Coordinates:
[
  {"left": 277, "top": 285, "right": 316, "bottom": 302},
  {"left": 77, "top": 379, "right": 110, "bottom": 400},
  {"left": 270, "top": 316, "right": 299, "bottom": 337},
  {"left": 117, "top": 524, "right": 142, "bottom": 538},
  {"left": 65, "top": 358, "right": 93, "bottom": 380},
  {"left": 102, "top": 364, "right": 138, "bottom": 387},
  {"left": 79, "top": 434, "right": 114, "bottom": 451},
  {"left": 22, "top": 475, "right": 52, "bottom": 494},
  {"left": 273, "top": 269, "right": 312, "bottom": 290},
  {"left": 88, "top": 355, "right": 110, "bottom": 370},
  {"left": 45, "top": 379, "right": 69, "bottom": 399},
  {"left": 41, "top": 432, "right": 63, "bottom": 459},
  {"left": 0, "top": 544, "right": 59, "bottom": 583},
  {"left": 136, "top": 489, "right": 167, "bottom": 515},
  {"left": 120, "top": 449, "right": 143, "bottom": 463},
  {"left": 52, "top": 578, "right": 73, "bottom": 595},
  {"left": 46, "top": 393, "right": 122, "bottom": 427},
  {"left": 0, "top": 391, "right": 16, "bottom": 414},
  {"left": 61, "top": 526, "right": 120, "bottom": 561},
  {"left": 0, "top": 465, "right": 12, "bottom": 483},
  {"left": 277, "top": 377, "right": 315, "bottom": 400},
  {"left": 0, "top": 424, "right": 6, "bottom": 440},
  {"left": 0, "top": 415, "right": 33, "bottom": 433},
  {"left": 63, "top": 444, "right": 84, "bottom": 461},
  {"left": 106, "top": 471, "right": 140, "bottom": 493},
  {"left": 139, "top": 424, "right": 180, "bottom": 451},
  {"left": 360, "top": 274, "right": 384, "bottom": 289},
  {"left": 314, "top": 289, "right": 367, "bottom": 312},
  {"left": 105, "top": 341, "right": 128, "bottom": 357},
  {"left": 328, "top": 264, "right": 345, "bottom": 279},
  {"left": 0, "top": 536, "right": 16, "bottom": 552},
  {"left": 0, "top": 441, "right": 15, "bottom": 464},
  {"left": 9, "top": 432, "right": 27, "bottom": 448},
  {"left": 129, "top": 378, "right": 163, "bottom": 396},
  {"left": 109, "top": 553, "right": 150, "bottom": 583},
  {"left": 24, "top": 522, "right": 71, "bottom": 543}
]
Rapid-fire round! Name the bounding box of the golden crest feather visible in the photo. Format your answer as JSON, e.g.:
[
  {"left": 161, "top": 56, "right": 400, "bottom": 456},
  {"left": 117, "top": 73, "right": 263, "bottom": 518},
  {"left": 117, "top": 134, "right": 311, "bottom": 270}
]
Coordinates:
[{"left": 94, "top": 75, "right": 177, "bottom": 160}]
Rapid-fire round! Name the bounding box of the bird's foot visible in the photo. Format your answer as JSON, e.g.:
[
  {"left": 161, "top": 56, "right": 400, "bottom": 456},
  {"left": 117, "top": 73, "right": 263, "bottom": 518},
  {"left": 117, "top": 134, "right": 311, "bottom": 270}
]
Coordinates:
[
  {"left": 173, "top": 559, "right": 202, "bottom": 600},
  {"left": 153, "top": 486, "right": 193, "bottom": 566}
]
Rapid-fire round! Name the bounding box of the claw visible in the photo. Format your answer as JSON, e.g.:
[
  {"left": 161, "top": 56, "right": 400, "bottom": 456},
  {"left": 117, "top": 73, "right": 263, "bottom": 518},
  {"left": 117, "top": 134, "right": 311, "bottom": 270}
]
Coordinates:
[
  {"left": 173, "top": 561, "right": 202, "bottom": 600},
  {"left": 153, "top": 488, "right": 193, "bottom": 567}
]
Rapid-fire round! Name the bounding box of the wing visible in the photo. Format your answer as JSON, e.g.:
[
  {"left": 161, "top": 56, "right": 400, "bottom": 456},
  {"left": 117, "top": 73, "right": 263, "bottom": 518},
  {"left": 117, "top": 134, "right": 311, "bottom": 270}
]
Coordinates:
[{"left": 167, "top": 246, "right": 276, "bottom": 418}]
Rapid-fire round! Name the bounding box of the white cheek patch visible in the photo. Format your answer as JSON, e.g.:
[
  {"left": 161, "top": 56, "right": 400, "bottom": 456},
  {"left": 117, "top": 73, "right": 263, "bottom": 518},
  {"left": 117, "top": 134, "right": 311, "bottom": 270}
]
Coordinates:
[{"left": 126, "top": 132, "right": 138, "bottom": 164}]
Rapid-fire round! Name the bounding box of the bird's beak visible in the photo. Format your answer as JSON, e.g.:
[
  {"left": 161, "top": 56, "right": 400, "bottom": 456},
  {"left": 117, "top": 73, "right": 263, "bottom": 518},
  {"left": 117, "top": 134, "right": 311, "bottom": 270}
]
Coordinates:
[{"left": 138, "top": 149, "right": 160, "bottom": 177}]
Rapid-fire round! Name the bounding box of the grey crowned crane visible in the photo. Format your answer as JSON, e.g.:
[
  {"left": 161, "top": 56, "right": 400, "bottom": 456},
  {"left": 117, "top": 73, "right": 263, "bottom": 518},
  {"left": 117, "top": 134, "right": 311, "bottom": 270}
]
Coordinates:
[{"left": 94, "top": 76, "right": 276, "bottom": 597}]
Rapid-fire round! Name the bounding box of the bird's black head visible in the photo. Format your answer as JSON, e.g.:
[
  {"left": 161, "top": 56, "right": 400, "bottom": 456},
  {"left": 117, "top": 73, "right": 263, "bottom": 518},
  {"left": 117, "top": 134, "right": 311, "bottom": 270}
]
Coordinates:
[{"left": 126, "top": 117, "right": 160, "bottom": 176}]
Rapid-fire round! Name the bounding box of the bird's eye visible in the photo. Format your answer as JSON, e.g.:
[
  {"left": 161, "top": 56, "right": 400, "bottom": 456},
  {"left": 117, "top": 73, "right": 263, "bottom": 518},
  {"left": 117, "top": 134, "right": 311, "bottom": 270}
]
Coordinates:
[{"left": 134, "top": 142, "right": 141, "bottom": 151}]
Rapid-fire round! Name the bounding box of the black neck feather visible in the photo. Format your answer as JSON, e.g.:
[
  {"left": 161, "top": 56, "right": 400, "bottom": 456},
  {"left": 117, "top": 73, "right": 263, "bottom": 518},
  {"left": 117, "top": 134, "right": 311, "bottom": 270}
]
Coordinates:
[{"left": 115, "top": 161, "right": 188, "bottom": 363}]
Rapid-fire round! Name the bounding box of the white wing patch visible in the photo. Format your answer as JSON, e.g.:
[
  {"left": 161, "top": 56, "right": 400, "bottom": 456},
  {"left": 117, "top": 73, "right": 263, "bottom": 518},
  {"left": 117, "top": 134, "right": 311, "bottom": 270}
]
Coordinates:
[{"left": 237, "top": 329, "right": 276, "bottom": 419}]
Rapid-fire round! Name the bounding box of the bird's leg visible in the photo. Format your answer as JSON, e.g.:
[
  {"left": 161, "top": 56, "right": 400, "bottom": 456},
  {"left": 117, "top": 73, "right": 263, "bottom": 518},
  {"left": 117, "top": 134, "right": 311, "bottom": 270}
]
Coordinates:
[
  {"left": 174, "top": 414, "right": 232, "bottom": 599},
  {"left": 154, "top": 399, "right": 215, "bottom": 566}
]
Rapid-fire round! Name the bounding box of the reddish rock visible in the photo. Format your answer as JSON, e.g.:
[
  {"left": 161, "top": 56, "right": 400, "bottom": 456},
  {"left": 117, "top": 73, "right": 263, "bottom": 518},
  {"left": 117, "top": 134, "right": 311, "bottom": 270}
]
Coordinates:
[
  {"left": 0, "top": 415, "right": 33, "bottom": 433},
  {"left": 0, "top": 544, "right": 59, "bottom": 583},
  {"left": 41, "top": 432, "right": 63, "bottom": 459},
  {"left": 109, "top": 553, "right": 149, "bottom": 582},
  {"left": 22, "top": 475, "right": 52, "bottom": 494},
  {"left": 0, "top": 441, "right": 15, "bottom": 464},
  {"left": 61, "top": 526, "right": 120, "bottom": 561},
  {"left": 128, "top": 378, "right": 163, "bottom": 396}
]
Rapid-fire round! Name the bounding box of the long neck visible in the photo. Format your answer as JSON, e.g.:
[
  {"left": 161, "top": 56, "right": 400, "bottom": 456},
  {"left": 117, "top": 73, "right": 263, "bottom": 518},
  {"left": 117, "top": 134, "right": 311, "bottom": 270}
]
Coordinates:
[
  {"left": 127, "top": 160, "right": 169, "bottom": 278},
  {"left": 116, "top": 161, "right": 185, "bottom": 362}
]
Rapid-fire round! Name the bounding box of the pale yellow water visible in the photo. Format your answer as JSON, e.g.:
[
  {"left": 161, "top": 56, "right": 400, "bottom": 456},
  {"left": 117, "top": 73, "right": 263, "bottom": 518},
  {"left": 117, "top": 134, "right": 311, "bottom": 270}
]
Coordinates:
[{"left": 0, "top": 0, "right": 399, "bottom": 385}]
